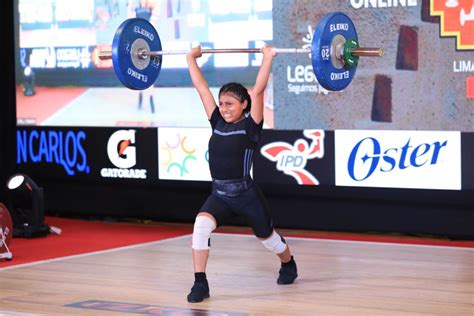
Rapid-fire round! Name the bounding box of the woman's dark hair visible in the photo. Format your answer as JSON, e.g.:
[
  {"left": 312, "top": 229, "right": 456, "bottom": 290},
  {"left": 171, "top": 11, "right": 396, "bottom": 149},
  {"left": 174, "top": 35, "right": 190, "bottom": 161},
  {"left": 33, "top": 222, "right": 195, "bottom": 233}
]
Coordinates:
[{"left": 219, "top": 82, "right": 251, "bottom": 113}]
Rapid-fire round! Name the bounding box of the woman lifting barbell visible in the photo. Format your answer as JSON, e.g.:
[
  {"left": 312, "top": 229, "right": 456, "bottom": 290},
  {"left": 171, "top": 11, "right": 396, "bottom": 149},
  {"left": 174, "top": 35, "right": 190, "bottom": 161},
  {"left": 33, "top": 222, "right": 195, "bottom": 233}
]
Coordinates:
[{"left": 185, "top": 45, "right": 298, "bottom": 303}]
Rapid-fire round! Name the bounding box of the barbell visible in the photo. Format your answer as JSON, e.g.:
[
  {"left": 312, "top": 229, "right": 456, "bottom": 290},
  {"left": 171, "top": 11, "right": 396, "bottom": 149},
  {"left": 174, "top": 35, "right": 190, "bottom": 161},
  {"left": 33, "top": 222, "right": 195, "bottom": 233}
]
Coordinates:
[{"left": 99, "top": 12, "right": 383, "bottom": 91}]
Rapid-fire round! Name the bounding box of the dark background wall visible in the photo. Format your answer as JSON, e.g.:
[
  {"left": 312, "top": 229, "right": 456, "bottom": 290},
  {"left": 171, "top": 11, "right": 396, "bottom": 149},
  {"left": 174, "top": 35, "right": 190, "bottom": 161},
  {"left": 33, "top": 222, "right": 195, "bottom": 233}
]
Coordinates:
[
  {"left": 2, "top": 1, "right": 473, "bottom": 240},
  {"left": 39, "top": 179, "right": 473, "bottom": 239},
  {"left": 1, "top": 1, "right": 17, "bottom": 204}
]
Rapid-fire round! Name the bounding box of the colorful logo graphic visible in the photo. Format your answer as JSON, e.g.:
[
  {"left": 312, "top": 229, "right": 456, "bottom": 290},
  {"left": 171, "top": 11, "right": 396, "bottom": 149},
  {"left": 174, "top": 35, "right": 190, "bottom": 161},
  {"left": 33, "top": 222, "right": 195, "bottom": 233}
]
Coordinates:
[
  {"left": 161, "top": 133, "right": 199, "bottom": 177},
  {"left": 158, "top": 128, "right": 211, "bottom": 181},
  {"left": 261, "top": 130, "right": 325, "bottom": 185},
  {"left": 431, "top": 0, "right": 474, "bottom": 50}
]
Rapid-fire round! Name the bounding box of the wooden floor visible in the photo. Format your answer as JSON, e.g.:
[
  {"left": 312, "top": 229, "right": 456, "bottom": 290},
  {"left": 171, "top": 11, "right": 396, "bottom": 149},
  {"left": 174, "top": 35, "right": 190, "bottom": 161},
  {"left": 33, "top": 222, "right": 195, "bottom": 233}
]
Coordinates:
[{"left": 0, "top": 233, "right": 473, "bottom": 315}]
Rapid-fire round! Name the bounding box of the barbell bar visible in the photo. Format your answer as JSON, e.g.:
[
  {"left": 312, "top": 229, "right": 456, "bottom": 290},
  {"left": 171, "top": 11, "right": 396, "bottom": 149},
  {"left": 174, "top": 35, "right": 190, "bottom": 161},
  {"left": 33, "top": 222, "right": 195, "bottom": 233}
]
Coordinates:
[
  {"left": 99, "top": 12, "right": 384, "bottom": 91},
  {"left": 98, "top": 47, "right": 383, "bottom": 59}
]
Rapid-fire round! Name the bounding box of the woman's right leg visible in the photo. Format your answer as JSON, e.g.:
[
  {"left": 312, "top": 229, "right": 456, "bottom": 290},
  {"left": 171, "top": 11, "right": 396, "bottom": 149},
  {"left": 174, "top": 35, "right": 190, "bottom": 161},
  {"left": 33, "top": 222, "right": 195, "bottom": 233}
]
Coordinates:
[
  {"left": 188, "top": 212, "right": 217, "bottom": 303},
  {"left": 191, "top": 212, "right": 217, "bottom": 272}
]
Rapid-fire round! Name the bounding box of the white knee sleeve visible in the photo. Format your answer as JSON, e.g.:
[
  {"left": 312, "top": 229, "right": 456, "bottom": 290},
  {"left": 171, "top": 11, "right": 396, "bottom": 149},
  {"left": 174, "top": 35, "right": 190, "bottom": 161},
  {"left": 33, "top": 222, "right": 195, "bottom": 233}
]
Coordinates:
[
  {"left": 192, "top": 216, "right": 216, "bottom": 250},
  {"left": 261, "top": 231, "right": 287, "bottom": 254}
]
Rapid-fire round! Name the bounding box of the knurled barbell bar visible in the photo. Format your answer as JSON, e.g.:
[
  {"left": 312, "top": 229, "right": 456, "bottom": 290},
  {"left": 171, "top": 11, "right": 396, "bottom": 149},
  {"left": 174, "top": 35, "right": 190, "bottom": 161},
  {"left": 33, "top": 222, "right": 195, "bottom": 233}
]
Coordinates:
[
  {"left": 99, "top": 12, "right": 384, "bottom": 91},
  {"left": 98, "top": 47, "right": 382, "bottom": 58}
]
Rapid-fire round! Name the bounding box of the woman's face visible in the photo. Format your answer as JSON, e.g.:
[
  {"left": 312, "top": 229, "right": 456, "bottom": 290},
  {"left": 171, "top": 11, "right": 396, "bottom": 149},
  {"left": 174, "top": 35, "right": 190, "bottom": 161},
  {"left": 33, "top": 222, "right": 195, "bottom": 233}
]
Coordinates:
[{"left": 218, "top": 93, "right": 247, "bottom": 123}]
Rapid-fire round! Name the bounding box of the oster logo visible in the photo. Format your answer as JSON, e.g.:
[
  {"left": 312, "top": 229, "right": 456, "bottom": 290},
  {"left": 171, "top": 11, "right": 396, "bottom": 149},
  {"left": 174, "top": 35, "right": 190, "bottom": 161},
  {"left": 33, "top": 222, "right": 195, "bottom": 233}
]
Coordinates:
[
  {"left": 261, "top": 130, "right": 325, "bottom": 185},
  {"left": 158, "top": 128, "right": 211, "bottom": 181},
  {"left": 431, "top": 0, "right": 474, "bottom": 50},
  {"left": 101, "top": 129, "right": 147, "bottom": 179},
  {"left": 335, "top": 130, "right": 462, "bottom": 190}
]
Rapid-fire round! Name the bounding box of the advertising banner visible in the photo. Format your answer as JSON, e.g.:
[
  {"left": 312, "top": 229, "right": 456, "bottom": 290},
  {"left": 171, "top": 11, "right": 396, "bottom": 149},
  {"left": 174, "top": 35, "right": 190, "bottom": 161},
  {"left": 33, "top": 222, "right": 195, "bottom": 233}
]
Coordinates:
[
  {"left": 16, "top": 127, "right": 158, "bottom": 182},
  {"left": 158, "top": 127, "right": 212, "bottom": 181},
  {"left": 335, "top": 130, "right": 462, "bottom": 190},
  {"left": 99, "top": 128, "right": 158, "bottom": 181},
  {"left": 254, "top": 129, "right": 334, "bottom": 185}
]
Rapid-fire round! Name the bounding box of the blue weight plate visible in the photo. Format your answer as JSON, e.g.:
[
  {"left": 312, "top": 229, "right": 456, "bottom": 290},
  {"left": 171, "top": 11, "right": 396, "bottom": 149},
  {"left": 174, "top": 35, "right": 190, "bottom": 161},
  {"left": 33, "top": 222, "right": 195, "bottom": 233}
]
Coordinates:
[
  {"left": 112, "top": 18, "right": 162, "bottom": 90},
  {"left": 312, "top": 12, "right": 358, "bottom": 91}
]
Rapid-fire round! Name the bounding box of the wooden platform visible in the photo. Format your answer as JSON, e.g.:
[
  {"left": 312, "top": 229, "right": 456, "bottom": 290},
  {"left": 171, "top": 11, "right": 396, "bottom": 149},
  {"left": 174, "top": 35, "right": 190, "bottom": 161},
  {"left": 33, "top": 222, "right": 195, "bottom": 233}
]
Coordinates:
[{"left": 0, "top": 233, "right": 472, "bottom": 315}]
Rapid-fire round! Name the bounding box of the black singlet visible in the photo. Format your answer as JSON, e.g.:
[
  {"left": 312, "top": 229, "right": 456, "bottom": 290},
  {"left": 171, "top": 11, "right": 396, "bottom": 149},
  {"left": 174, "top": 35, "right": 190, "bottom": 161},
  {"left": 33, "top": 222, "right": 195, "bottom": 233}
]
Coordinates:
[{"left": 208, "top": 107, "right": 263, "bottom": 180}]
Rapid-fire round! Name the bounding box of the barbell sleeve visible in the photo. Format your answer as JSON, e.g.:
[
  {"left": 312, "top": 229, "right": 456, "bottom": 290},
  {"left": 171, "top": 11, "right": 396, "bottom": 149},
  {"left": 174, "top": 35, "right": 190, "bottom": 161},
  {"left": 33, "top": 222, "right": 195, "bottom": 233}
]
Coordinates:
[
  {"left": 351, "top": 48, "right": 384, "bottom": 57},
  {"left": 98, "top": 51, "right": 113, "bottom": 60}
]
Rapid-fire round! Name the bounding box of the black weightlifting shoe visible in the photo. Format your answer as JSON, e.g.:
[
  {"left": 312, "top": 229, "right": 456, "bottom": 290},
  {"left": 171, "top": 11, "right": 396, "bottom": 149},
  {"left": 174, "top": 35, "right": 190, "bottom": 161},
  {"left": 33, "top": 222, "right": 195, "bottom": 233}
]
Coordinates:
[
  {"left": 187, "top": 280, "right": 210, "bottom": 303},
  {"left": 277, "top": 256, "right": 298, "bottom": 285}
]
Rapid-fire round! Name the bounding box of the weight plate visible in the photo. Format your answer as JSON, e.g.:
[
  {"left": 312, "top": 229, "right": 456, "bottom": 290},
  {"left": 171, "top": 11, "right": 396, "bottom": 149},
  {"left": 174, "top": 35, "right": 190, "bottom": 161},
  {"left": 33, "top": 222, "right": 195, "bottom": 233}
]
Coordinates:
[
  {"left": 112, "top": 18, "right": 162, "bottom": 90},
  {"left": 312, "top": 12, "right": 358, "bottom": 91}
]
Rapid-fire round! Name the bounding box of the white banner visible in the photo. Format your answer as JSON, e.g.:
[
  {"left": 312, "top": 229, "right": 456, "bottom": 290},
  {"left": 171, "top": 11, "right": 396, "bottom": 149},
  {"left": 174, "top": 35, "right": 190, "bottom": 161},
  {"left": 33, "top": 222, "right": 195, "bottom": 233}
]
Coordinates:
[
  {"left": 158, "top": 127, "right": 211, "bottom": 181},
  {"left": 335, "top": 130, "right": 462, "bottom": 190}
]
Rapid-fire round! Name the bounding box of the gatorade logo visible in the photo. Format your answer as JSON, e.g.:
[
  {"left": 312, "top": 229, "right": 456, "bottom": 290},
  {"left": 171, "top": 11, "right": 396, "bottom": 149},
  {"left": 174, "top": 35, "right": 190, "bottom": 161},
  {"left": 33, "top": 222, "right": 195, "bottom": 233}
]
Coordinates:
[
  {"left": 261, "top": 130, "right": 325, "bottom": 185},
  {"left": 107, "top": 130, "right": 137, "bottom": 168},
  {"left": 101, "top": 129, "right": 147, "bottom": 179},
  {"left": 431, "top": 0, "right": 474, "bottom": 50}
]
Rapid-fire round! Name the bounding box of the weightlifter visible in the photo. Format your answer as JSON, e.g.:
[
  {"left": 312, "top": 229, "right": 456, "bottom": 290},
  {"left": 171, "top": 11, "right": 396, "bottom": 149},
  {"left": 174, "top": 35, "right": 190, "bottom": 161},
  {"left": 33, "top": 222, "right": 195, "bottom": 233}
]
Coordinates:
[{"left": 185, "top": 45, "right": 298, "bottom": 303}]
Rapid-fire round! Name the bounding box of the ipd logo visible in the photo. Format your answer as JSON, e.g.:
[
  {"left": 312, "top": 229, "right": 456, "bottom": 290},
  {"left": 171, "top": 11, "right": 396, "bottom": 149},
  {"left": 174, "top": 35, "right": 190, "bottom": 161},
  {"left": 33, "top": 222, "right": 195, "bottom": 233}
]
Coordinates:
[{"left": 261, "top": 130, "right": 325, "bottom": 185}]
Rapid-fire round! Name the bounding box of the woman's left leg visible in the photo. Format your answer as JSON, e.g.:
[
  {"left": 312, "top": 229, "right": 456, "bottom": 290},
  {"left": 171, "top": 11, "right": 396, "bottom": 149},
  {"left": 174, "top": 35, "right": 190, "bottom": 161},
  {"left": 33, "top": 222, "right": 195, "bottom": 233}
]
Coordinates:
[
  {"left": 259, "top": 230, "right": 298, "bottom": 284},
  {"left": 243, "top": 185, "right": 298, "bottom": 284}
]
